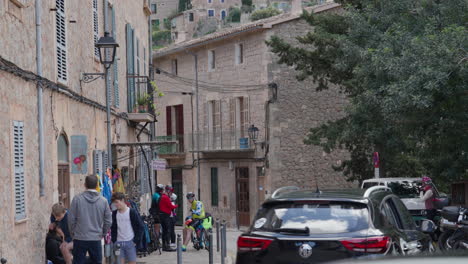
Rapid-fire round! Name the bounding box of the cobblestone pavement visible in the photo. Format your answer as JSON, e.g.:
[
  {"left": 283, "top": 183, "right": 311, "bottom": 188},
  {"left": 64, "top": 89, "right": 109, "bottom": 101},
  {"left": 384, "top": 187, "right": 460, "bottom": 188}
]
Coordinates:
[{"left": 137, "top": 228, "right": 243, "bottom": 264}]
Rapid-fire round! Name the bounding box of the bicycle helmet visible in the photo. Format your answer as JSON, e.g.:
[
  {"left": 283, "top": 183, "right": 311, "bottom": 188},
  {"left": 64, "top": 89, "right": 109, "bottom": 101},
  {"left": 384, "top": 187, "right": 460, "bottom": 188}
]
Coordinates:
[
  {"left": 422, "top": 176, "right": 432, "bottom": 185},
  {"left": 186, "top": 192, "right": 196, "bottom": 200},
  {"left": 156, "top": 184, "right": 164, "bottom": 193},
  {"left": 165, "top": 185, "right": 174, "bottom": 192}
]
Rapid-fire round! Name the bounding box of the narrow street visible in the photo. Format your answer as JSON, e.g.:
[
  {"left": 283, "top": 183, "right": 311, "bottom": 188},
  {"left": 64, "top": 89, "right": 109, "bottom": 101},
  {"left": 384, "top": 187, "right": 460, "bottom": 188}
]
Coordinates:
[{"left": 138, "top": 228, "right": 242, "bottom": 264}]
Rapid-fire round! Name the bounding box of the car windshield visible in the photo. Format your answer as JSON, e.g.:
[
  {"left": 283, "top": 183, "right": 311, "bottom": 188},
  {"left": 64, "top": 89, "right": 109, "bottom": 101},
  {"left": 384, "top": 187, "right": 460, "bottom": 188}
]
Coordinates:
[
  {"left": 388, "top": 181, "right": 421, "bottom": 198},
  {"left": 253, "top": 202, "right": 369, "bottom": 234}
]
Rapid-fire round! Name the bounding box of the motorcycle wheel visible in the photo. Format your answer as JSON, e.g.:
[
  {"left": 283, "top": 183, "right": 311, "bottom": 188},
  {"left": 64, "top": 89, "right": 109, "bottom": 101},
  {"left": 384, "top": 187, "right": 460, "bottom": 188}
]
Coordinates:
[{"left": 438, "top": 230, "right": 455, "bottom": 251}]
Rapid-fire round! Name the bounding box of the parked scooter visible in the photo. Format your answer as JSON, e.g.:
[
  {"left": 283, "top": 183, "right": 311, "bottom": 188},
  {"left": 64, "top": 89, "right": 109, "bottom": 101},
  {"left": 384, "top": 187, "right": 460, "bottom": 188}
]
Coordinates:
[{"left": 438, "top": 206, "right": 468, "bottom": 250}]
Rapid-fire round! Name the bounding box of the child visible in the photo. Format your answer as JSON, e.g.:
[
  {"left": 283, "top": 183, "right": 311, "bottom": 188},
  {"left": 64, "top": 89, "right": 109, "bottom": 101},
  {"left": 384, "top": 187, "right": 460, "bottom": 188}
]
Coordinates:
[
  {"left": 46, "top": 223, "right": 66, "bottom": 264},
  {"left": 111, "top": 192, "right": 144, "bottom": 264},
  {"left": 50, "top": 203, "right": 73, "bottom": 264}
]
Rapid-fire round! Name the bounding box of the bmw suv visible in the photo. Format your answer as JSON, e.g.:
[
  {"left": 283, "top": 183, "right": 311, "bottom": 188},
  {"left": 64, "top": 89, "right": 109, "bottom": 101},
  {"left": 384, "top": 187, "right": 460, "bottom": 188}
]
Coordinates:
[{"left": 236, "top": 187, "right": 435, "bottom": 264}]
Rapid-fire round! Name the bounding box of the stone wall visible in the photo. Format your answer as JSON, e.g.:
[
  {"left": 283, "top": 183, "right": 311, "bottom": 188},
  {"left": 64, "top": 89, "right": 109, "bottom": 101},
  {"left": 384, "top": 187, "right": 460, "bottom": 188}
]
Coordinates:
[
  {"left": 266, "top": 18, "right": 356, "bottom": 192},
  {"left": 0, "top": 0, "right": 150, "bottom": 262}
]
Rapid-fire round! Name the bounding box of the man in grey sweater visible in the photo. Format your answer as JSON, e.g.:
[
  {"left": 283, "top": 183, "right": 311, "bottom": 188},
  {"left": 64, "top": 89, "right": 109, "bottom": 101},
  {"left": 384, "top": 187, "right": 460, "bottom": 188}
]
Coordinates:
[{"left": 68, "top": 175, "right": 112, "bottom": 264}]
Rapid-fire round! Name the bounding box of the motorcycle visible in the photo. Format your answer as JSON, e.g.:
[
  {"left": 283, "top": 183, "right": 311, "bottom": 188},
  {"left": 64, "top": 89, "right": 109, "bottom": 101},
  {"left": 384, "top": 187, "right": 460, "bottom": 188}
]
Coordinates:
[{"left": 438, "top": 206, "right": 468, "bottom": 250}]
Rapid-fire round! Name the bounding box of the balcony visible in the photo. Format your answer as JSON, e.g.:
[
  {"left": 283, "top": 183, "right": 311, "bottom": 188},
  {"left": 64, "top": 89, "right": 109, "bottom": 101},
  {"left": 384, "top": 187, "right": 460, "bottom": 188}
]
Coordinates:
[
  {"left": 155, "top": 135, "right": 185, "bottom": 159},
  {"left": 189, "top": 129, "right": 255, "bottom": 153}
]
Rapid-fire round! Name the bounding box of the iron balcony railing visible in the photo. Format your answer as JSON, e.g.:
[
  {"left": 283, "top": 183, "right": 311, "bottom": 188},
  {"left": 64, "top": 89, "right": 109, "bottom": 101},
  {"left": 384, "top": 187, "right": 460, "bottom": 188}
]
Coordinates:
[
  {"left": 155, "top": 135, "right": 185, "bottom": 155},
  {"left": 188, "top": 129, "right": 254, "bottom": 152}
]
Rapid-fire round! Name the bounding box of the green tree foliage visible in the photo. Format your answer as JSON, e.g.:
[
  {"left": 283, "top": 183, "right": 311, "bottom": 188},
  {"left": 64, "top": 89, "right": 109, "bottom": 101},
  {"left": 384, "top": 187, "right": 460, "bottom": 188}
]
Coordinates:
[
  {"left": 241, "top": 0, "right": 252, "bottom": 7},
  {"left": 179, "top": 0, "right": 190, "bottom": 12},
  {"left": 267, "top": 0, "right": 468, "bottom": 187},
  {"left": 251, "top": 6, "right": 281, "bottom": 21},
  {"left": 227, "top": 7, "right": 241, "bottom": 23}
]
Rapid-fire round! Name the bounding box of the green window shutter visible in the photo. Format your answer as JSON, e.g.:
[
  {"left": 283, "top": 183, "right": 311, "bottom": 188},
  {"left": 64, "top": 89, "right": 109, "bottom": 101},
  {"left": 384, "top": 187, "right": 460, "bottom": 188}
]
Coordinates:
[
  {"left": 211, "top": 168, "right": 218, "bottom": 206},
  {"left": 126, "top": 24, "right": 135, "bottom": 112},
  {"left": 112, "top": 8, "right": 119, "bottom": 107}
]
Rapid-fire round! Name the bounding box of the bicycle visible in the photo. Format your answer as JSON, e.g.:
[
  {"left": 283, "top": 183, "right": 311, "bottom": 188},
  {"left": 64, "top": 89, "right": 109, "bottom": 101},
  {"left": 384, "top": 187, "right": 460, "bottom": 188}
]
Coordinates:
[
  {"left": 190, "top": 216, "right": 212, "bottom": 251},
  {"left": 143, "top": 215, "right": 162, "bottom": 255}
]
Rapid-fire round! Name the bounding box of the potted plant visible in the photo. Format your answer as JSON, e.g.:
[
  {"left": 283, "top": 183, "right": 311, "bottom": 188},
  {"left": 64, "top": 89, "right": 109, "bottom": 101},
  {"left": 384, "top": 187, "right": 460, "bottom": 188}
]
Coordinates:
[{"left": 136, "top": 93, "right": 151, "bottom": 113}]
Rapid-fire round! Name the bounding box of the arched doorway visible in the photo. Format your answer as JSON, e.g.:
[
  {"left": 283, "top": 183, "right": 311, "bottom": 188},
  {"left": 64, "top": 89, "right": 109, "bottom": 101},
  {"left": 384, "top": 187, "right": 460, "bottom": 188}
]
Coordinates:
[{"left": 57, "top": 134, "right": 70, "bottom": 207}]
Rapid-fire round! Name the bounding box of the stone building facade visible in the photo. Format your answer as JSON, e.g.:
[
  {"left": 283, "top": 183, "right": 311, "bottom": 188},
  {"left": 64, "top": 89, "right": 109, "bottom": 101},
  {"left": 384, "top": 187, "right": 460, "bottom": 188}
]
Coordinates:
[
  {"left": 0, "top": 0, "right": 154, "bottom": 262},
  {"left": 150, "top": 0, "right": 179, "bottom": 30},
  {"left": 152, "top": 1, "right": 354, "bottom": 228}
]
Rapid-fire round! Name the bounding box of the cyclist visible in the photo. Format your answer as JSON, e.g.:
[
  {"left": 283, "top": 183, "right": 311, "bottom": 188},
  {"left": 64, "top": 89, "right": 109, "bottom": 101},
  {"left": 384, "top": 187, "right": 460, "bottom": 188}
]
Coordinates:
[
  {"left": 149, "top": 184, "right": 164, "bottom": 248},
  {"left": 181, "top": 192, "right": 205, "bottom": 252},
  {"left": 420, "top": 176, "right": 436, "bottom": 221}
]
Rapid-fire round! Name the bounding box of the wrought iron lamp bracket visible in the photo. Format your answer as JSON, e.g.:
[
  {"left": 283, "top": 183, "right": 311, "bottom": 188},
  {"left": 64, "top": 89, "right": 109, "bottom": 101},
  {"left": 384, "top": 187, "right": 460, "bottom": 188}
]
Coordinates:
[{"left": 80, "top": 72, "right": 105, "bottom": 84}]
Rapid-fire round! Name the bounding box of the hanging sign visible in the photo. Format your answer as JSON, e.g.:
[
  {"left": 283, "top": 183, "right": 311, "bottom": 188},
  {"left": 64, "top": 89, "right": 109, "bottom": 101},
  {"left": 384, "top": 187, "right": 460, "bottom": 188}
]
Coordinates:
[{"left": 151, "top": 159, "right": 167, "bottom": 171}]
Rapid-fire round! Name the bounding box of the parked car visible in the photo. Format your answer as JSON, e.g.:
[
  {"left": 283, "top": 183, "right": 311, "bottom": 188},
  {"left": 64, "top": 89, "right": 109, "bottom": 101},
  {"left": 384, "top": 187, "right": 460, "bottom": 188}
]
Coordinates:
[
  {"left": 236, "top": 186, "right": 435, "bottom": 264},
  {"left": 361, "top": 178, "right": 449, "bottom": 221}
]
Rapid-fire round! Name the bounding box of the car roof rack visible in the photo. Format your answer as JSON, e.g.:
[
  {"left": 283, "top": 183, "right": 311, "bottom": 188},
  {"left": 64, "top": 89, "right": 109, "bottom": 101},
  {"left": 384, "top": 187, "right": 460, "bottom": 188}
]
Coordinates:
[
  {"left": 363, "top": 186, "right": 391, "bottom": 198},
  {"left": 272, "top": 186, "right": 300, "bottom": 199}
]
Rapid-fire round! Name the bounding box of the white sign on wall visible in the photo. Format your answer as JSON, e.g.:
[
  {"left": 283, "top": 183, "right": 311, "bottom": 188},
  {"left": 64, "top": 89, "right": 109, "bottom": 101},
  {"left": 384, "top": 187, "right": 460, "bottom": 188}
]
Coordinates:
[{"left": 151, "top": 159, "right": 167, "bottom": 171}]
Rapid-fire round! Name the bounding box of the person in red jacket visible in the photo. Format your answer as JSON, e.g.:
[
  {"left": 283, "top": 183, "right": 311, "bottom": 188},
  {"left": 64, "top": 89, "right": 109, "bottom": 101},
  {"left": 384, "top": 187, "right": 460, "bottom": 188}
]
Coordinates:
[{"left": 159, "top": 188, "right": 178, "bottom": 252}]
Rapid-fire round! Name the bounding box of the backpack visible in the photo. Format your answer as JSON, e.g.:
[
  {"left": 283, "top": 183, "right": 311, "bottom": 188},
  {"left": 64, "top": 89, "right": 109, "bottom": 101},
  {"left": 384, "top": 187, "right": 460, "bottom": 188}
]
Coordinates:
[{"left": 149, "top": 193, "right": 160, "bottom": 216}]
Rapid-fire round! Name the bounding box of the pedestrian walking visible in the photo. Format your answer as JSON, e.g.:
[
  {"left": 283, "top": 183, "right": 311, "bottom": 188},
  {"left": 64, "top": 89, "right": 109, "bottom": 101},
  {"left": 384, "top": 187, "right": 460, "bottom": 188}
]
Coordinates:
[
  {"left": 110, "top": 192, "right": 144, "bottom": 264},
  {"left": 68, "top": 175, "right": 112, "bottom": 264},
  {"left": 159, "top": 188, "right": 178, "bottom": 252}
]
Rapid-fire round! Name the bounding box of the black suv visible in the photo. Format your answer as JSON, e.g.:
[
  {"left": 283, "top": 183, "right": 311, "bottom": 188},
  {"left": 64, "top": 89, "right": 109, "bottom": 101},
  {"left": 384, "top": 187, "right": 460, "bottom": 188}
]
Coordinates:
[{"left": 236, "top": 187, "right": 435, "bottom": 264}]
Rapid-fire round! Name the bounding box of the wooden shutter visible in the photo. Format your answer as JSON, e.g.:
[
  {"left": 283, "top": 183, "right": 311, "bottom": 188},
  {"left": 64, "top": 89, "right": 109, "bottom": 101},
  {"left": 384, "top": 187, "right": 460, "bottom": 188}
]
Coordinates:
[
  {"left": 93, "top": 150, "right": 103, "bottom": 176},
  {"left": 112, "top": 7, "right": 119, "bottom": 107},
  {"left": 56, "top": 0, "right": 67, "bottom": 82},
  {"left": 13, "top": 121, "right": 26, "bottom": 221},
  {"left": 229, "top": 98, "right": 236, "bottom": 148},
  {"left": 166, "top": 106, "right": 172, "bottom": 135},
  {"left": 241, "top": 97, "right": 250, "bottom": 136},
  {"left": 126, "top": 24, "right": 135, "bottom": 112},
  {"left": 93, "top": 0, "right": 99, "bottom": 57},
  {"left": 102, "top": 151, "right": 108, "bottom": 172},
  {"left": 211, "top": 168, "right": 218, "bottom": 207},
  {"left": 139, "top": 149, "right": 150, "bottom": 194}
]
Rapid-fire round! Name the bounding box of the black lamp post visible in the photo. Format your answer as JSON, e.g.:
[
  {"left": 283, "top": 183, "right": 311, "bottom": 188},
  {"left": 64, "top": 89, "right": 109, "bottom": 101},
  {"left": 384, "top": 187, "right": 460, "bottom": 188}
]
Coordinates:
[
  {"left": 95, "top": 31, "right": 118, "bottom": 170},
  {"left": 248, "top": 125, "right": 259, "bottom": 144},
  {"left": 96, "top": 31, "right": 119, "bottom": 69}
]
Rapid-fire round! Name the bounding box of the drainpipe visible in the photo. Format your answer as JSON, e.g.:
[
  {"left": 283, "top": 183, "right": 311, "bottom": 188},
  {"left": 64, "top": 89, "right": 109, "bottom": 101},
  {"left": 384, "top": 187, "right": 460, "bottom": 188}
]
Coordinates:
[
  {"left": 36, "top": 0, "right": 45, "bottom": 197},
  {"left": 103, "top": 0, "right": 113, "bottom": 170}
]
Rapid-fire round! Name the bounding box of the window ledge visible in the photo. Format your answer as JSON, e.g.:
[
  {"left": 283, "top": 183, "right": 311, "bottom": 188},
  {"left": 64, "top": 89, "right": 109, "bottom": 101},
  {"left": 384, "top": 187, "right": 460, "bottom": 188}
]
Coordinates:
[{"left": 15, "top": 218, "right": 28, "bottom": 225}]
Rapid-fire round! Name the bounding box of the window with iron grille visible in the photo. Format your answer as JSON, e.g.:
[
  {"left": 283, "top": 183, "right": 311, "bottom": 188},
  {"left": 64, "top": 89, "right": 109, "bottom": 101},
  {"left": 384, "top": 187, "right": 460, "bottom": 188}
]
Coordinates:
[
  {"left": 93, "top": 0, "right": 99, "bottom": 58},
  {"left": 211, "top": 168, "right": 219, "bottom": 206},
  {"left": 56, "top": 0, "right": 67, "bottom": 82},
  {"left": 13, "top": 121, "right": 26, "bottom": 221}
]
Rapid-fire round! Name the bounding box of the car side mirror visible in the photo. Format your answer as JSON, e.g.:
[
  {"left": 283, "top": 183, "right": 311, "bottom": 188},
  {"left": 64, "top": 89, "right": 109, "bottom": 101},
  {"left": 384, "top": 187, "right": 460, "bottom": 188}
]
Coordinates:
[{"left": 419, "top": 219, "right": 436, "bottom": 233}]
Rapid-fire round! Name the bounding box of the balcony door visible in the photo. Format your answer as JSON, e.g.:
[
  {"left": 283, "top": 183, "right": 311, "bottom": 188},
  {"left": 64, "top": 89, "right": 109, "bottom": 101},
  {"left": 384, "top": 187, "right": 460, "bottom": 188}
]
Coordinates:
[{"left": 166, "top": 104, "right": 184, "bottom": 153}]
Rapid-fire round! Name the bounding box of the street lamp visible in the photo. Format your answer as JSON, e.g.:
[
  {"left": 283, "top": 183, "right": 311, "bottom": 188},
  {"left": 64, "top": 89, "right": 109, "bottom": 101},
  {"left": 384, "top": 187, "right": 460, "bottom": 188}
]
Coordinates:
[
  {"left": 96, "top": 31, "right": 119, "bottom": 69},
  {"left": 95, "top": 31, "right": 118, "bottom": 170},
  {"left": 248, "top": 125, "right": 259, "bottom": 144}
]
